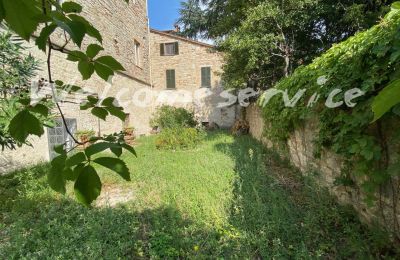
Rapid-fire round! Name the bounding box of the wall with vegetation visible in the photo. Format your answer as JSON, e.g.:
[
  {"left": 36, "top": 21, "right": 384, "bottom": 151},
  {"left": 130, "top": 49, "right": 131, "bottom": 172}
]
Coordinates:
[
  {"left": 246, "top": 104, "right": 400, "bottom": 239},
  {"left": 246, "top": 9, "right": 400, "bottom": 240}
]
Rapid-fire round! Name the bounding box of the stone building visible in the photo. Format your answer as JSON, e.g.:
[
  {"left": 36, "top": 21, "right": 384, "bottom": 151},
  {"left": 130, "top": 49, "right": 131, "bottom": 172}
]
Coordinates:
[
  {"left": 149, "top": 29, "right": 236, "bottom": 128},
  {"left": 0, "top": 0, "right": 234, "bottom": 173}
]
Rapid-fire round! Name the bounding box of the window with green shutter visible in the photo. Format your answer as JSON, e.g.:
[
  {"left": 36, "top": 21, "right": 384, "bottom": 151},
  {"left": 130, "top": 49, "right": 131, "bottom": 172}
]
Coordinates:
[
  {"left": 201, "top": 67, "right": 211, "bottom": 88},
  {"left": 160, "top": 42, "right": 179, "bottom": 56},
  {"left": 166, "top": 69, "right": 176, "bottom": 89}
]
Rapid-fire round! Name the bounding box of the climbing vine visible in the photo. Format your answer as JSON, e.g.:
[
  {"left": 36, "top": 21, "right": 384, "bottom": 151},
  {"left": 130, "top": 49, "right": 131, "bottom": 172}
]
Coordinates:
[{"left": 259, "top": 6, "right": 400, "bottom": 236}]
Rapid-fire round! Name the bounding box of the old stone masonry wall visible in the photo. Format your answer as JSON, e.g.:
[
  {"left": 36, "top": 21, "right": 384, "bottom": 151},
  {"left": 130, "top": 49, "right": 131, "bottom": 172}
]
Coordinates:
[{"left": 246, "top": 103, "right": 400, "bottom": 237}]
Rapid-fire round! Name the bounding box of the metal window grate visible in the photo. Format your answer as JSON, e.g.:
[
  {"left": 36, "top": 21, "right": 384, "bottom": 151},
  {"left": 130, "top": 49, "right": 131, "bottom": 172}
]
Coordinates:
[{"left": 47, "top": 118, "right": 77, "bottom": 160}]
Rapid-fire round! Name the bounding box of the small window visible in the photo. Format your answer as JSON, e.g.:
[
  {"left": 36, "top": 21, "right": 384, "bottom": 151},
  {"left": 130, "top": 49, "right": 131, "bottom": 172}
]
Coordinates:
[
  {"left": 160, "top": 42, "right": 179, "bottom": 56},
  {"left": 201, "top": 67, "right": 211, "bottom": 88},
  {"left": 166, "top": 69, "right": 176, "bottom": 89},
  {"left": 134, "top": 41, "right": 140, "bottom": 66}
]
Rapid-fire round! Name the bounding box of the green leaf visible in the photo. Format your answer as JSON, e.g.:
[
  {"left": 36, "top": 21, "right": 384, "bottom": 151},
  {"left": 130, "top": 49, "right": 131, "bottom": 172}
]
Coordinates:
[
  {"left": 91, "top": 107, "right": 109, "bottom": 121},
  {"left": 62, "top": 1, "right": 83, "bottom": 13},
  {"left": 48, "top": 167, "right": 67, "bottom": 194},
  {"left": 51, "top": 154, "right": 66, "bottom": 168},
  {"left": 94, "top": 157, "right": 131, "bottom": 181},
  {"left": 0, "top": 1, "right": 5, "bottom": 21},
  {"left": 94, "top": 62, "right": 114, "bottom": 81},
  {"left": 372, "top": 79, "right": 400, "bottom": 122},
  {"left": 392, "top": 2, "right": 400, "bottom": 10},
  {"left": 106, "top": 106, "right": 126, "bottom": 121},
  {"left": 74, "top": 165, "right": 102, "bottom": 205},
  {"left": 35, "top": 23, "right": 57, "bottom": 52},
  {"left": 69, "top": 14, "right": 102, "bottom": 43},
  {"left": 55, "top": 80, "right": 64, "bottom": 86},
  {"left": 86, "top": 44, "right": 104, "bottom": 58},
  {"left": 65, "top": 163, "right": 85, "bottom": 181},
  {"left": 78, "top": 60, "right": 95, "bottom": 80},
  {"left": 87, "top": 95, "right": 99, "bottom": 104},
  {"left": 9, "top": 110, "right": 44, "bottom": 143},
  {"left": 96, "top": 56, "right": 125, "bottom": 71},
  {"left": 101, "top": 97, "right": 117, "bottom": 107},
  {"left": 54, "top": 19, "right": 86, "bottom": 47},
  {"left": 48, "top": 155, "right": 67, "bottom": 194},
  {"left": 67, "top": 50, "right": 87, "bottom": 62},
  {"left": 121, "top": 143, "right": 137, "bottom": 157},
  {"left": 54, "top": 144, "right": 66, "bottom": 155},
  {"left": 111, "top": 146, "right": 123, "bottom": 157},
  {"left": 84, "top": 142, "right": 119, "bottom": 157},
  {"left": 66, "top": 152, "right": 87, "bottom": 167},
  {"left": 3, "top": 0, "right": 42, "bottom": 40},
  {"left": 29, "top": 104, "right": 49, "bottom": 117}
]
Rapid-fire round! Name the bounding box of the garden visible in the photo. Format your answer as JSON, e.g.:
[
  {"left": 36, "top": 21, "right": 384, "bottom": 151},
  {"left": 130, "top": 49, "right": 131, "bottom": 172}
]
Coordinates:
[{"left": 1, "top": 131, "right": 396, "bottom": 258}]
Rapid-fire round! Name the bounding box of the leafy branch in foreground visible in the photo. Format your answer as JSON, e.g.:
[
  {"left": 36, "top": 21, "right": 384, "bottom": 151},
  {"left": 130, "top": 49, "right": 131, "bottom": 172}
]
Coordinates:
[{"left": 0, "top": 0, "right": 135, "bottom": 205}]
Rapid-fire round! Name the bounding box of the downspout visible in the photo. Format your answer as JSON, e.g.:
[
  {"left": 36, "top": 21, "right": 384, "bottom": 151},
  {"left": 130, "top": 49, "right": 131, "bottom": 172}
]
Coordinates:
[{"left": 145, "top": 0, "right": 155, "bottom": 128}]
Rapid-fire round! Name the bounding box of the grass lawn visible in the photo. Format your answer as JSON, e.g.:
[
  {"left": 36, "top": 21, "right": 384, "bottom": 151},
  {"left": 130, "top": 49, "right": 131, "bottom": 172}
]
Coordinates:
[{"left": 0, "top": 132, "right": 396, "bottom": 259}]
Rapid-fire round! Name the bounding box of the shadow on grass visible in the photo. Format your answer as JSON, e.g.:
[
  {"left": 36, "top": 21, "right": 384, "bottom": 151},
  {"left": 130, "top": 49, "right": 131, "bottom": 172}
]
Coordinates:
[
  {"left": 0, "top": 165, "right": 220, "bottom": 259},
  {"left": 214, "top": 134, "right": 397, "bottom": 259}
]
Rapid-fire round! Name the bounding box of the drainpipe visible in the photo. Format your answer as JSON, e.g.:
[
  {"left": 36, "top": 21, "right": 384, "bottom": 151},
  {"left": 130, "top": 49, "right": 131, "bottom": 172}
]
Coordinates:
[{"left": 145, "top": 0, "right": 155, "bottom": 127}]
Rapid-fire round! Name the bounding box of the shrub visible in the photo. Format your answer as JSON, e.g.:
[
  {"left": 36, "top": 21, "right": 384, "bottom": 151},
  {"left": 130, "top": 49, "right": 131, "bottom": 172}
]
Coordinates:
[
  {"left": 150, "top": 105, "right": 197, "bottom": 129},
  {"left": 75, "top": 130, "right": 96, "bottom": 143},
  {"left": 155, "top": 127, "right": 205, "bottom": 150}
]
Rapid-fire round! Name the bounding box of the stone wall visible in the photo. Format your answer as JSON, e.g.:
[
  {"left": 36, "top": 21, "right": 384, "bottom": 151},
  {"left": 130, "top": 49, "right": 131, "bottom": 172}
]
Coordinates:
[
  {"left": 246, "top": 103, "right": 400, "bottom": 236},
  {"left": 149, "top": 30, "right": 236, "bottom": 128},
  {"left": 0, "top": 0, "right": 152, "bottom": 173}
]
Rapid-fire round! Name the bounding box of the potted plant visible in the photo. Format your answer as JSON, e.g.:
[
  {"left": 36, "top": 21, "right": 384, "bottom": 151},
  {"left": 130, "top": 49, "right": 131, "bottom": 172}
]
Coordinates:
[
  {"left": 123, "top": 126, "right": 136, "bottom": 144},
  {"left": 75, "top": 130, "right": 96, "bottom": 148}
]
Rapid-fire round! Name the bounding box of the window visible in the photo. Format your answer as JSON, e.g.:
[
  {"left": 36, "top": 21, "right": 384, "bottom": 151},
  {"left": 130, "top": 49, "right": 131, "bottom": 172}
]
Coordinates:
[
  {"left": 47, "top": 118, "right": 77, "bottom": 160},
  {"left": 166, "top": 69, "right": 176, "bottom": 89},
  {"left": 134, "top": 41, "right": 140, "bottom": 66},
  {"left": 201, "top": 67, "right": 211, "bottom": 88},
  {"left": 160, "top": 42, "right": 179, "bottom": 56}
]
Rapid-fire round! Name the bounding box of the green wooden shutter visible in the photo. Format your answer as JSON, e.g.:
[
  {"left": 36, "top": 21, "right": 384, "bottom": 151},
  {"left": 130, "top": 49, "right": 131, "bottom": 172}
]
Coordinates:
[
  {"left": 160, "top": 43, "right": 165, "bottom": 56},
  {"left": 166, "top": 69, "right": 176, "bottom": 89},
  {"left": 201, "top": 67, "right": 211, "bottom": 87},
  {"left": 174, "top": 42, "right": 179, "bottom": 55}
]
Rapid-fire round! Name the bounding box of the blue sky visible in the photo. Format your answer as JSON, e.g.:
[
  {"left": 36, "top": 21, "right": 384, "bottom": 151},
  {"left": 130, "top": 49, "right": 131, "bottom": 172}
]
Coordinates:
[{"left": 148, "top": 0, "right": 183, "bottom": 30}]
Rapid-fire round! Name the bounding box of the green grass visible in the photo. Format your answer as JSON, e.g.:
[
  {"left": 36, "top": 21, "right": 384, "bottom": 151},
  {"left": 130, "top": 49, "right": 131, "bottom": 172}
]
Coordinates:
[{"left": 0, "top": 132, "right": 396, "bottom": 259}]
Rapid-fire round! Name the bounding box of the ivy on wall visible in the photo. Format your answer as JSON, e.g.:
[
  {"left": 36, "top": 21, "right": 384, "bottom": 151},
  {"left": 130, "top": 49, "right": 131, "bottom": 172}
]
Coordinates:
[{"left": 259, "top": 6, "right": 400, "bottom": 234}]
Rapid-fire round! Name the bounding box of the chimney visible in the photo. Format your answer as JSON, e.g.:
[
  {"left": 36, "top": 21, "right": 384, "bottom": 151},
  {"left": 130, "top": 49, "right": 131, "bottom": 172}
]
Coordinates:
[{"left": 174, "top": 24, "right": 181, "bottom": 33}]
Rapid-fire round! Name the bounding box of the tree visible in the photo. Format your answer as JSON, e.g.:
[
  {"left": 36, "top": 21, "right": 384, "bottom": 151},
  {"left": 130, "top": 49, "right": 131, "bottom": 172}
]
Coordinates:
[
  {"left": 178, "top": 0, "right": 394, "bottom": 89},
  {"left": 0, "top": 0, "right": 135, "bottom": 206},
  {"left": 0, "top": 33, "right": 42, "bottom": 150}
]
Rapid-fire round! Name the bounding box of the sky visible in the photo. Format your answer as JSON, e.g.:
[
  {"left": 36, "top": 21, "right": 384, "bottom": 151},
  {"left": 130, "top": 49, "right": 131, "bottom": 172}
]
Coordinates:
[{"left": 148, "top": 0, "right": 183, "bottom": 31}]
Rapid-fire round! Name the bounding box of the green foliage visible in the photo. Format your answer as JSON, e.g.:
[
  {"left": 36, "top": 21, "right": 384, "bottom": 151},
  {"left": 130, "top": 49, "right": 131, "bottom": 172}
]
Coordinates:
[
  {"left": 75, "top": 130, "right": 96, "bottom": 141},
  {"left": 155, "top": 127, "right": 205, "bottom": 150},
  {"left": 178, "top": 0, "right": 393, "bottom": 89},
  {"left": 260, "top": 7, "right": 400, "bottom": 204},
  {"left": 0, "top": 32, "right": 49, "bottom": 150},
  {"left": 0, "top": 0, "right": 136, "bottom": 205},
  {"left": 150, "top": 105, "right": 197, "bottom": 129},
  {"left": 0, "top": 133, "right": 396, "bottom": 258}
]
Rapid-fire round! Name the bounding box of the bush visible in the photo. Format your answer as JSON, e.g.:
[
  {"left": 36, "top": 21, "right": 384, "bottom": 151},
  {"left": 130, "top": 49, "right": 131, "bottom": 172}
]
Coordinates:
[
  {"left": 155, "top": 127, "right": 205, "bottom": 150},
  {"left": 75, "top": 130, "right": 96, "bottom": 143},
  {"left": 150, "top": 106, "right": 197, "bottom": 129}
]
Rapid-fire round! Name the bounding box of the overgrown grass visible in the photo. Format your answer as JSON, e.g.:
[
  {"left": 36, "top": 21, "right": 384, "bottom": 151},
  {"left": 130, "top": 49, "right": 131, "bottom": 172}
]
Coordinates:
[{"left": 0, "top": 132, "right": 397, "bottom": 258}]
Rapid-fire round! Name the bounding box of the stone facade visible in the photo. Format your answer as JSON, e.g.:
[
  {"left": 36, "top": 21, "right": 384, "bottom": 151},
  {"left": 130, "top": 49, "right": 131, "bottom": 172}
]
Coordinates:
[
  {"left": 1, "top": 1, "right": 238, "bottom": 173},
  {"left": 246, "top": 103, "right": 400, "bottom": 237},
  {"left": 149, "top": 29, "right": 237, "bottom": 128},
  {"left": 1, "top": 0, "right": 153, "bottom": 172}
]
